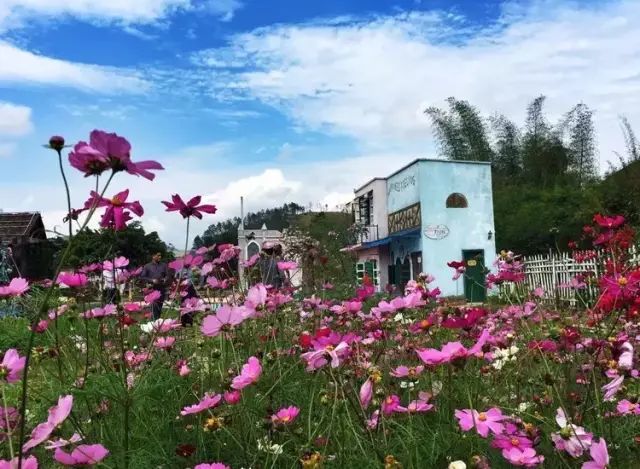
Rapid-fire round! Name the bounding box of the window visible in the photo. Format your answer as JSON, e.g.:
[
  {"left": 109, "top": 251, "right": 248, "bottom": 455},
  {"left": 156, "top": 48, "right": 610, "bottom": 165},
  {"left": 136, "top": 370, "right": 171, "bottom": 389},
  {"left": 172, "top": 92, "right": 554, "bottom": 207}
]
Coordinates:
[
  {"left": 247, "top": 241, "right": 260, "bottom": 258},
  {"left": 356, "top": 259, "right": 379, "bottom": 286},
  {"left": 446, "top": 193, "right": 468, "bottom": 208},
  {"left": 357, "top": 191, "right": 373, "bottom": 226}
]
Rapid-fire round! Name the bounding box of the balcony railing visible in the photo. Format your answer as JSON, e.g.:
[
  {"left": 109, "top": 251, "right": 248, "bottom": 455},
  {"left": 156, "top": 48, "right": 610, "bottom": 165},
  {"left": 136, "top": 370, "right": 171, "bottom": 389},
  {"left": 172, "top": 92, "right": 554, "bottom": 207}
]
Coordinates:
[{"left": 357, "top": 224, "right": 379, "bottom": 244}]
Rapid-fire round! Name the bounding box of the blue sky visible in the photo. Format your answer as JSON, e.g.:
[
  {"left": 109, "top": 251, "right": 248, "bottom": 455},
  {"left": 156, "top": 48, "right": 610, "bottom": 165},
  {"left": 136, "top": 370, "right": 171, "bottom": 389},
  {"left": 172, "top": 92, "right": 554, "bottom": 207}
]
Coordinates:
[{"left": 0, "top": 0, "right": 639, "bottom": 246}]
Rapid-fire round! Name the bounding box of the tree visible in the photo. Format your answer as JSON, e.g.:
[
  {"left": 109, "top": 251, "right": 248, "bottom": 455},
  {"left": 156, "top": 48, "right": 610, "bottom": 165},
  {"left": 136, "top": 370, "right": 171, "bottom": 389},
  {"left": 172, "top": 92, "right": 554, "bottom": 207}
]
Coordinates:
[
  {"left": 491, "top": 115, "right": 522, "bottom": 181},
  {"left": 425, "top": 98, "right": 493, "bottom": 162},
  {"left": 564, "top": 103, "right": 597, "bottom": 184},
  {"left": 53, "top": 222, "right": 172, "bottom": 268}
]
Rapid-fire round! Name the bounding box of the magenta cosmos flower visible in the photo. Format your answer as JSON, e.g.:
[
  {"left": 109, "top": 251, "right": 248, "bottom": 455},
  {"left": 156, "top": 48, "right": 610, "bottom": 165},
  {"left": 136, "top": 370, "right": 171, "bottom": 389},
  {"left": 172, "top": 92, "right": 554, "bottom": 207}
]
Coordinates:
[
  {"left": 582, "top": 438, "right": 609, "bottom": 469},
  {"left": 0, "top": 455, "right": 39, "bottom": 469},
  {"left": 162, "top": 194, "right": 217, "bottom": 219},
  {"left": 231, "top": 356, "right": 262, "bottom": 390},
  {"left": 194, "top": 464, "right": 230, "bottom": 469},
  {"left": 1, "top": 349, "right": 26, "bottom": 383},
  {"left": 23, "top": 395, "right": 73, "bottom": 451},
  {"left": 455, "top": 407, "right": 506, "bottom": 438},
  {"left": 271, "top": 406, "right": 300, "bottom": 425},
  {"left": 84, "top": 189, "right": 143, "bottom": 230},
  {"left": 69, "top": 130, "right": 163, "bottom": 179},
  {"left": 0, "top": 278, "right": 29, "bottom": 297},
  {"left": 54, "top": 444, "right": 109, "bottom": 466},
  {"left": 359, "top": 379, "right": 373, "bottom": 409},
  {"left": 180, "top": 393, "right": 222, "bottom": 416},
  {"left": 154, "top": 337, "right": 176, "bottom": 350},
  {"left": 57, "top": 272, "right": 88, "bottom": 288},
  {"left": 502, "top": 447, "right": 544, "bottom": 467}
]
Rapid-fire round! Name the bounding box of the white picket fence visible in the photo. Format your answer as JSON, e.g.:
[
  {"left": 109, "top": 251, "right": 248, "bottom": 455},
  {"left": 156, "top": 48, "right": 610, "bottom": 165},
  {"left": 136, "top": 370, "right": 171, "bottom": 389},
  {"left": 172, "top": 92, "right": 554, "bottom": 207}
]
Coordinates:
[{"left": 509, "top": 246, "right": 639, "bottom": 304}]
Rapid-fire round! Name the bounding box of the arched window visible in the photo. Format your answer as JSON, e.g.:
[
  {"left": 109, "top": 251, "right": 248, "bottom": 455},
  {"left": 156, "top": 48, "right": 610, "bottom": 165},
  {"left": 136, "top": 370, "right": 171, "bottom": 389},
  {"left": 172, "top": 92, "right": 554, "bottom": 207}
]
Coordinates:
[
  {"left": 247, "top": 241, "right": 260, "bottom": 258},
  {"left": 446, "top": 193, "right": 468, "bottom": 208}
]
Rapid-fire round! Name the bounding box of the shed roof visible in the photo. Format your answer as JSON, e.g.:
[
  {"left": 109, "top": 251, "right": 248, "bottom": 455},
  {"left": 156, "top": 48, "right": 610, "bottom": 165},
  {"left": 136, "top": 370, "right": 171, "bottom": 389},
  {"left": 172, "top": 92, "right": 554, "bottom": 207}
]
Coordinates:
[{"left": 0, "top": 212, "right": 47, "bottom": 244}]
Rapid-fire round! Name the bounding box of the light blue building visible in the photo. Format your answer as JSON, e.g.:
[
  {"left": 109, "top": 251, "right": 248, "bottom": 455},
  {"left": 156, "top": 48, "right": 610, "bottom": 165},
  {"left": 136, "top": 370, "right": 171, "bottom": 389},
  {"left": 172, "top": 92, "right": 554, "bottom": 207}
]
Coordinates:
[{"left": 348, "top": 158, "right": 496, "bottom": 301}]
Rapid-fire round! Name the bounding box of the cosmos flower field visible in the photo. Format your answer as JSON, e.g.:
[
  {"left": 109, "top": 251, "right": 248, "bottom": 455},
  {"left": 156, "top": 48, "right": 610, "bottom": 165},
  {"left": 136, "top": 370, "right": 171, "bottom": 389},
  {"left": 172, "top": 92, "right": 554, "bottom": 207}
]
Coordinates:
[{"left": 1, "top": 131, "right": 639, "bottom": 468}]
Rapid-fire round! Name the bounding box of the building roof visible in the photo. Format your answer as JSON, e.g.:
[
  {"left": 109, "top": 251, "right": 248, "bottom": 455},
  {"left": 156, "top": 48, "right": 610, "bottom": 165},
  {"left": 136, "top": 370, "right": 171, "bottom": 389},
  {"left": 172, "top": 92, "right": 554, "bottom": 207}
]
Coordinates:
[
  {"left": 353, "top": 177, "right": 386, "bottom": 194},
  {"left": 385, "top": 158, "right": 491, "bottom": 180},
  {"left": 0, "top": 212, "right": 47, "bottom": 244}
]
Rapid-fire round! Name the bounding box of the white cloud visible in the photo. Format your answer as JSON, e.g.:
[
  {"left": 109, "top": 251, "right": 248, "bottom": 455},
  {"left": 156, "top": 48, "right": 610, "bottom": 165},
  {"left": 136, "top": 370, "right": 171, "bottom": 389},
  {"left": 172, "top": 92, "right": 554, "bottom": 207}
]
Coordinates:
[
  {"left": 0, "top": 41, "right": 149, "bottom": 93},
  {"left": 194, "top": 0, "right": 640, "bottom": 163},
  {"left": 0, "top": 101, "right": 32, "bottom": 136},
  {"left": 0, "top": 142, "right": 17, "bottom": 158},
  {"left": 0, "top": 0, "right": 242, "bottom": 30}
]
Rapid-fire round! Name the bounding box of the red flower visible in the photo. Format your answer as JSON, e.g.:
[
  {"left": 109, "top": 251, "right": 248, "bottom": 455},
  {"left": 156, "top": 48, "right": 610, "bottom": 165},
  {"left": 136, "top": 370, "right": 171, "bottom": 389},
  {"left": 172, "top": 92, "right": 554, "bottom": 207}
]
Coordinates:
[
  {"left": 162, "top": 194, "right": 217, "bottom": 219},
  {"left": 84, "top": 189, "right": 144, "bottom": 230},
  {"left": 593, "top": 214, "right": 625, "bottom": 229}
]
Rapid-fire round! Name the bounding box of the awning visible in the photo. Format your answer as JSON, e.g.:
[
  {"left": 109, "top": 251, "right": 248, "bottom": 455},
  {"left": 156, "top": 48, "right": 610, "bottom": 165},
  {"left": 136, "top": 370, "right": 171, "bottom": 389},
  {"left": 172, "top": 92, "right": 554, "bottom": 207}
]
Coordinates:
[
  {"left": 390, "top": 227, "right": 421, "bottom": 238},
  {"left": 362, "top": 237, "right": 391, "bottom": 248}
]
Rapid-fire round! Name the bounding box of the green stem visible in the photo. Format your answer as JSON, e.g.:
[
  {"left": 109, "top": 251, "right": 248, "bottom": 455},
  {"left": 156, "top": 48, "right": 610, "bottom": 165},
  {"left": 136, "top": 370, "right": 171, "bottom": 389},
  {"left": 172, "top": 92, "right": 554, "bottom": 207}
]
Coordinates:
[
  {"left": 17, "top": 171, "right": 115, "bottom": 469},
  {"left": 56, "top": 148, "right": 73, "bottom": 240},
  {"left": 2, "top": 385, "right": 15, "bottom": 460}
]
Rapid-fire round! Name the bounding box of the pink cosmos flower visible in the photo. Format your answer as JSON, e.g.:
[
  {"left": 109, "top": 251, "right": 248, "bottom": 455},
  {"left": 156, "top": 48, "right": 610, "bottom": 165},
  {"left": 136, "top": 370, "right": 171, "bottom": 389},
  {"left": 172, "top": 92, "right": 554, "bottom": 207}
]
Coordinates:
[
  {"left": 180, "top": 298, "right": 207, "bottom": 316},
  {"left": 194, "top": 464, "right": 230, "bottom": 469},
  {"left": 144, "top": 290, "right": 162, "bottom": 303},
  {"left": 271, "top": 406, "right": 300, "bottom": 425},
  {"left": 390, "top": 365, "right": 425, "bottom": 379},
  {"left": 602, "top": 375, "right": 624, "bottom": 401},
  {"left": 70, "top": 130, "right": 162, "bottom": 179},
  {"left": 618, "top": 342, "right": 633, "bottom": 370},
  {"left": 57, "top": 272, "right": 88, "bottom": 288},
  {"left": 84, "top": 189, "right": 144, "bottom": 231},
  {"left": 359, "top": 379, "right": 373, "bottom": 409},
  {"left": 162, "top": 194, "right": 217, "bottom": 219},
  {"left": 382, "top": 395, "right": 402, "bottom": 415},
  {"left": 502, "top": 447, "right": 544, "bottom": 467},
  {"left": 616, "top": 400, "right": 640, "bottom": 416},
  {"left": 231, "top": 356, "right": 262, "bottom": 390},
  {"left": 241, "top": 253, "right": 260, "bottom": 268},
  {"left": 206, "top": 276, "right": 229, "bottom": 289},
  {"left": 396, "top": 392, "right": 434, "bottom": 414},
  {"left": 54, "top": 444, "right": 109, "bottom": 466},
  {"left": 223, "top": 390, "right": 241, "bottom": 405},
  {"left": 0, "top": 456, "right": 39, "bottom": 469},
  {"left": 277, "top": 261, "right": 298, "bottom": 271},
  {"left": 0, "top": 278, "right": 29, "bottom": 297},
  {"left": 366, "top": 410, "right": 380, "bottom": 430},
  {"left": 154, "top": 337, "right": 175, "bottom": 349},
  {"left": 102, "top": 256, "right": 129, "bottom": 271},
  {"left": 23, "top": 395, "right": 73, "bottom": 451},
  {"left": 455, "top": 408, "right": 506, "bottom": 437},
  {"left": 201, "top": 305, "right": 246, "bottom": 337},
  {"left": 175, "top": 360, "right": 191, "bottom": 377},
  {"left": 169, "top": 254, "right": 204, "bottom": 271},
  {"left": 416, "top": 329, "right": 490, "bottom": 366},
  {"left": 141, "top": 318, "right": 181, "bottom": 334},
  {"left": 551, "top": 408, "right": 593, "bottom": 458},
  {"left": 492, "top": 433, "right": 534, "bottom": 451},
  {"left": 33, "top": 320, "right": 49, "bottom": 333},
  {"left": 83, "top": 304, "right": 117, "bottom": 319},
  {"left": 300, "top": 341, "right": 350, "bottom": 371},
  {"left": 180, "top": 393, "right": 222, "bottom": 416},
  {"left": 245, "top": 284, "right": 267, "bottom": 309},
  {"left": 582, "top": 438, "right": 609, "bottom": 469},
  {"left": 45, "top": 433, "right": 82, "bottom": 449},
  {"left": 1, "top": 349, "right": 26, "bottom": 383}
]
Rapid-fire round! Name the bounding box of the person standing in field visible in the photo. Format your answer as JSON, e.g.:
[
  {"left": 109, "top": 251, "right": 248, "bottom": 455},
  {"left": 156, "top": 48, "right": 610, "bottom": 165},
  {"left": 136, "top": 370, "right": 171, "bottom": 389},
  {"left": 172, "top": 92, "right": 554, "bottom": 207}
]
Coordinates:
[
  {"left": 259, "top": 242, "right": 282, "bottom": 288},
  {"left": 140, "top": 252, "right": 172, "bottom": 319}
]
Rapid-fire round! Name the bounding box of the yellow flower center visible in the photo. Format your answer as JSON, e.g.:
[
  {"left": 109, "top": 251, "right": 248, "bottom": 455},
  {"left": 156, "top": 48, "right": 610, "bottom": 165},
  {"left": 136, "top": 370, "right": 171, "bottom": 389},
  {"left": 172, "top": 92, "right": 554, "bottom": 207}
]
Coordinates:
[
  {"left": 477, "top": 412, "right": 487, "bottom": 421},
  {"left": 511, "top": 438, "right": 520, "bottom": 446},
  {"left": 618, "top": 276, "right": 628, "bottom": 286},
  {"left": 111, "top": 196, "right": 123, "bottom": 206},
  {"left": 420, "top": 319, "right": 431, "bottom": 329}
]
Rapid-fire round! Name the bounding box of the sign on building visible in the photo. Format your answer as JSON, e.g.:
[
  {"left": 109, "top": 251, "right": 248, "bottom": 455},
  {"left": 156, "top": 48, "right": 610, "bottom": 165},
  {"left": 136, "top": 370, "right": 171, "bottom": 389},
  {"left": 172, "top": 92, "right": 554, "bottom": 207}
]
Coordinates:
[{"left": 388, "top": 203, "right": 421, "bottom": 234}]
